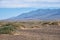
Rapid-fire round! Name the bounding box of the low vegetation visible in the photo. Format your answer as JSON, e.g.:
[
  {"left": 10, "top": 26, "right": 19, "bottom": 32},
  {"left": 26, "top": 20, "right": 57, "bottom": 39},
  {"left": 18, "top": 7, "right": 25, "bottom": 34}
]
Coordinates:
[
  {"left": 0, "top": 24, "right": 16, "bottom": 34},
  {"left": 0, "top": 20, "right": 60, "bottom": 34}
]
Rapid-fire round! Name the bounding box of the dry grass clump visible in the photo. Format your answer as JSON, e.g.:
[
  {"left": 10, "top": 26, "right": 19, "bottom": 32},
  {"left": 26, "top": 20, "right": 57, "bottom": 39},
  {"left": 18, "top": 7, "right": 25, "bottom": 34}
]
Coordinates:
[
  {"left": 40, "top": 21, "right": 59, "bottom": 26},
  {"left": 58, "top": 22, "right": 60, "bottom": 26},
  {"left": 31, "top": 25, "right": 40, "bottom": 28},
  {"left": 48, "top": 22, "right": 58, "bottom": 25}
]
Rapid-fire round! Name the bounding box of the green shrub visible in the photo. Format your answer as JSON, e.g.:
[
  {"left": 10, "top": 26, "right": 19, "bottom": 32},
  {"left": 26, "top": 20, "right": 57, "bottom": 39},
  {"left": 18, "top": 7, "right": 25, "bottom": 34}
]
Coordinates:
[{"left": 0, "top": 25, "right": 16, "bottom": 34}]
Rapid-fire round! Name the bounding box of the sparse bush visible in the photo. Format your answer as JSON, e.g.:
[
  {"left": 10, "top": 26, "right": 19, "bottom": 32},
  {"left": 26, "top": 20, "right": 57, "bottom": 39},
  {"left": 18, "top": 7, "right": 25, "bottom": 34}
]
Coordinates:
[
  {"left": 0, "top": 24, "right": 16, "bottom": 34},
  {"left": 49, "top": 22, "right": 58, "bottom": 25},
  {"left": 0, "top": 21, "right": 60, "bottom": 30},
  {"left": 41, "top": 22, "right": 50, "bottom": 25}
]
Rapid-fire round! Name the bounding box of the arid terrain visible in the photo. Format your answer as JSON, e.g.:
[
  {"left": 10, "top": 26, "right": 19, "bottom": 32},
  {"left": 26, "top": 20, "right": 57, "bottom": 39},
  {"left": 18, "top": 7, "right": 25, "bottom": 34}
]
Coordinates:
[{"left": 0, "top": 21, "right": 60, "bottom": 40}]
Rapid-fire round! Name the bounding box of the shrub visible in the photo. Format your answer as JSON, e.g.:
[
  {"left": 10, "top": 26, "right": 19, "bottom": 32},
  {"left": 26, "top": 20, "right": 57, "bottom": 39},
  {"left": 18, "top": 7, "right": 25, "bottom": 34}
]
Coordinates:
[
  {"left": 49, "top": 22, "right": 58, "bottom": 25},
  {"left": 0, "top": 25, "right": 16, "bottom": 34}
]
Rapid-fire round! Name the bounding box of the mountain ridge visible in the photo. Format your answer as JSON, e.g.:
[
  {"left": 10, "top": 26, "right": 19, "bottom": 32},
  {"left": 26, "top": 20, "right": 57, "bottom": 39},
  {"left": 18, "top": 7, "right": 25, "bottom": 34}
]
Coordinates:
[{"left": 5, "top": 9, "right": 60, "bottom": 21}]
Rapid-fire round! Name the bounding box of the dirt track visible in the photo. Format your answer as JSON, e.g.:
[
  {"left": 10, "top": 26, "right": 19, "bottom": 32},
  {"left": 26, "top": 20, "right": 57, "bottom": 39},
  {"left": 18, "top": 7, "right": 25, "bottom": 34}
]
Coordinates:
[{"left": 0, "top": 25, "right": 60, "bottom": 40}]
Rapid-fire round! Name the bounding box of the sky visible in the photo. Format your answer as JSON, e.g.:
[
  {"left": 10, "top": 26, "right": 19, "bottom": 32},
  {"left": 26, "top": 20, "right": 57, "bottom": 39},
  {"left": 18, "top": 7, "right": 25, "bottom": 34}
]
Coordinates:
[{"left": 0, "top": 0, "right": 60, "bottom": 20}]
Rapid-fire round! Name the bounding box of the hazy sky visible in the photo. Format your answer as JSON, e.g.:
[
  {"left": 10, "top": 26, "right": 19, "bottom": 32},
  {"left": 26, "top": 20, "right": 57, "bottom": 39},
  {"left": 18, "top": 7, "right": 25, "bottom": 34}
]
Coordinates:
[
  {"left": 0, "top": 0, "right": 60, "bottom": 20},
  {"left": 0, "top": 8, "right": 37, "bottom": 20},
  {"left": 0, "top": 0, "right": 60, "bottom": 8}
]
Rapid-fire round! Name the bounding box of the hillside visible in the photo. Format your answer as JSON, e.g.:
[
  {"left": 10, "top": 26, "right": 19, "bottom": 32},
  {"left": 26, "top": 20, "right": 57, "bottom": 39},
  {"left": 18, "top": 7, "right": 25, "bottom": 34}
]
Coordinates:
[{"left": 7, "top": 9, "right": 60, "bottom": 21}]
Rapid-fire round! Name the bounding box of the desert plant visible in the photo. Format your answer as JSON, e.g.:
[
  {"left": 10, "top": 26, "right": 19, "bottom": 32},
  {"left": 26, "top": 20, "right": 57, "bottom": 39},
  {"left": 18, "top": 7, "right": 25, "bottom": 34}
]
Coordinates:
[
  {"left": 41, "top": 22, "right": 50, "bottom": 25},
  {"left": 49, "top": 22, "right": 58, "bottom": 25},
  {"left": 0, "top": 25, "right": 16, "bottom": 34}
]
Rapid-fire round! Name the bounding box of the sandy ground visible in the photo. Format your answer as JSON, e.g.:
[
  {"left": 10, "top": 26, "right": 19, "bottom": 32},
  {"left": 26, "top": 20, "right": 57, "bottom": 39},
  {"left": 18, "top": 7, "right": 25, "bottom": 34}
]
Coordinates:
[{"left": 0, "top": 25, "right": 60, "bottom": 40}]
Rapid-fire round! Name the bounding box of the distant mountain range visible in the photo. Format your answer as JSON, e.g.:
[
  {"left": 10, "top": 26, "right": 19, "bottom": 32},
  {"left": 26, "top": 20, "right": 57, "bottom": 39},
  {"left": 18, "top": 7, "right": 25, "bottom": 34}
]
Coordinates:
[{"left": 6, "top": 9, "right": 60, "bottom": 21}]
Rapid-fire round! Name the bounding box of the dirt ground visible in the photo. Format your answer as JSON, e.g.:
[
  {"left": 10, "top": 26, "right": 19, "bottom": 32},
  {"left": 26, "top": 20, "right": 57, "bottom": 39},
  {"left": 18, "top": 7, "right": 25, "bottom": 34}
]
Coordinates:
[{"left": 0, "top": 25, "right": 60, "bottom": 40}]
